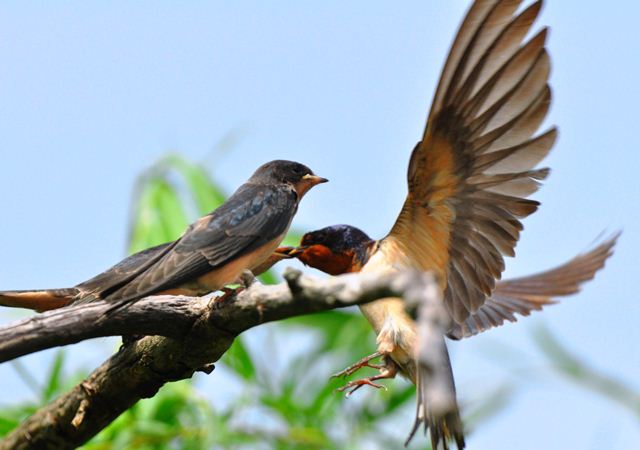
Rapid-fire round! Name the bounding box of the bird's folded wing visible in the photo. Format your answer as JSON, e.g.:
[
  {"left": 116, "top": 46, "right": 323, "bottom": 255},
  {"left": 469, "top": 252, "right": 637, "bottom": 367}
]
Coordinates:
[
  {"left": 385, "top": 0, "right": 556, "bottom": 324},
  {"left": 448, "top": 233, "right": 619, "bottom": 339},
  {"left": 75, "top": 242, "right": 175, "bottom": 297},
  {"left": 105, "top": 185, "right": 297, "bottom": 302}
]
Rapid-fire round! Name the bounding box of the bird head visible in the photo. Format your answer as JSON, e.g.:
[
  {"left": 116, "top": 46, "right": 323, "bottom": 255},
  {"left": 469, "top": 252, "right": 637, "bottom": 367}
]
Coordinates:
[
  {"left": 276, "top": 225, "right": 375, "bottom": 275},
  {"left": 251, "top": 160, "right": 328, "bottom": 198}
]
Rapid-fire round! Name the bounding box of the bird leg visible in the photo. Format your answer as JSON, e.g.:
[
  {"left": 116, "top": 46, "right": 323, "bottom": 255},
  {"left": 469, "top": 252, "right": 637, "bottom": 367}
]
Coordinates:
[
  {"left": 213, "top": 286, "right": 243, "bottom": 308},
  {"left": 331, "top": 351, "right": 385, "bottom": 379},
  {"left": 214, "top": 270, "right": 258, "bottom": 308},
  {"left": 335, "top": 357, "right": 399, "bottom": 398}
]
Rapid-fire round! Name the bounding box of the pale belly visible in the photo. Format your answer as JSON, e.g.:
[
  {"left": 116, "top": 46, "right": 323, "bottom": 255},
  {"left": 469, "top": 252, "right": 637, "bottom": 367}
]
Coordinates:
[
  {"left": 161, "top": 234, "right": 285, "bottom": 297},
  {"left": 198, "top": 236, "right": 283, "bottom": 288},
  {"left": 358, "top": 247, "right": 418, "bottom": 372}
]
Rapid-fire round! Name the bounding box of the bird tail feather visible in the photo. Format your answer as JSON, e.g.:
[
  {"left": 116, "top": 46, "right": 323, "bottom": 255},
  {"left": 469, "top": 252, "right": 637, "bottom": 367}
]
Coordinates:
[
  {"left": 0, "top": 288, "right": 77, "bottom": 312},
  {"left": 405, "top": 340, "right": 465, "bottom": 449}
]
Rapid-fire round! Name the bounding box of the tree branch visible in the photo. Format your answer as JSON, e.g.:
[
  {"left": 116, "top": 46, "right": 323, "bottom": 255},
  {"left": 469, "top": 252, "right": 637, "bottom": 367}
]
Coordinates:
[{"left": 0, "top": 268, "right": 444, "bottom": 450}]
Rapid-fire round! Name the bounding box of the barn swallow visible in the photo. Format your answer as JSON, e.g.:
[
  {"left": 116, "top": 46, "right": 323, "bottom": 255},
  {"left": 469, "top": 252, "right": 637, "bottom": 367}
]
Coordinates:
[
  {"left": 284, "top": 225, "right": 618, "bottom": 340},
  {"left": 0, "top": 160, "right": 327, "bottom": 311},
  {"left": 275, "top": 1, "right": 605, "bottom": 448},
  {"left": 283, "top": 226, "right": 618, "bottom": 448}
]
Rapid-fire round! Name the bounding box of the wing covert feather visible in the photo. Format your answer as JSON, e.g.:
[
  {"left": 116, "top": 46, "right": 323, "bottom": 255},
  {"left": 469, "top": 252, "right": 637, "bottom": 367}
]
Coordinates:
[
  {"left": 385, "top": 0, "right": 556, "bottom": 324},
  {"left": 105, "top": 184, "right": 297, "bottom": 302}
]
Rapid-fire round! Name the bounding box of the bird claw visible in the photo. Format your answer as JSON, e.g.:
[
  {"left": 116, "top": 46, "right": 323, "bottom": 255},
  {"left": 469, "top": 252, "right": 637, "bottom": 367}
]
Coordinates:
[
  {"left": 331, "top": 351, "right": 383, "bottom": 379},
  {"left": 214, "top": 286, "right": 244, "bottom": 308},
  {"left": 337, "top": 378, "right": 388, "bottom": 398},
  {"left": 333, "top": 355, "right": 399, "bottom": 398}
]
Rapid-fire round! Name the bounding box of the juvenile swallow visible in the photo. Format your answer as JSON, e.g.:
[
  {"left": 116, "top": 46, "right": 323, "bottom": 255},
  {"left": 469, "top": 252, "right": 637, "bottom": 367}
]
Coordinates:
[
  {"left": 0, "top": 160, "right": 327, "bottom": 311},
  {"left": 278, "top": 0, "right": 593, "bottom": 447}
]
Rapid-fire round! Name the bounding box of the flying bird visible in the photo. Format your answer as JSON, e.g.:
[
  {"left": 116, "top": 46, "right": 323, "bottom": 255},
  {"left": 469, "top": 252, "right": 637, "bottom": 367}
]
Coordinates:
[
  {"left": 282, "top": 225, "right": 618, "bottom": 447},
  {"left": 285, "top": 224, "right": 617, "bottom": 339},
  {"left": 0, "top": 160, "right": 327, "bottom": 311},
  {"left": 272, "top": 0, "right": 615, "bottom": 448}
]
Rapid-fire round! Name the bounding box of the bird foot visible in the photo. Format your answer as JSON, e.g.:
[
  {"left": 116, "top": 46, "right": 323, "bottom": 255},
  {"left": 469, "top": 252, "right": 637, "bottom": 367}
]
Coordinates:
[
  {"left": 214, "top": 286, "right": 244, "bottom": 308},
  {"left": 335, "top": 361, "right": 399, "bottom": 398},
  {"left": 337, "top": 377, "right": 387, "bottom": 398},
  {"left": 331, "top": 351, "right": 384, "bottom": 379}
]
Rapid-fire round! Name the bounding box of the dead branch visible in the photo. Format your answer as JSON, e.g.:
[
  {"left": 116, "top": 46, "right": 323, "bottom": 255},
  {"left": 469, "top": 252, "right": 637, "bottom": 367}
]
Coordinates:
[{"left": 0, "top": 268, "right": 444, "bottom": 450}]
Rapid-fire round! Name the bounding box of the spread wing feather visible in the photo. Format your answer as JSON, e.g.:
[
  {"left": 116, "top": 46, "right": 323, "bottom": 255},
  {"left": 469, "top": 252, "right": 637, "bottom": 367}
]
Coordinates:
[
  {"left": 385, "top": 0, "right": 556, "bottom": 324},
  {"left": 448, "top": 233, "right": 619, "bottom": 339}
]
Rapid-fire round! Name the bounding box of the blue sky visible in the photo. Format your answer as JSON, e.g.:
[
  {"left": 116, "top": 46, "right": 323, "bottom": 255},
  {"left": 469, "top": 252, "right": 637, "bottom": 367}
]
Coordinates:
[{"left": 0, "top": 1, "right": 638, "bottom": 448}]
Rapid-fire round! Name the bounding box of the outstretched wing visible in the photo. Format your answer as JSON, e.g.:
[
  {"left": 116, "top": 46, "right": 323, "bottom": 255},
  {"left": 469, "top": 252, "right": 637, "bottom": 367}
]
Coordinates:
[
  {"left": 448, "top": 233, "right": 619, "bottom": 339},
  {"left": 384, "top": 0, "right": 556, "bottom": 324},
  {"left": 104, "top": 184, "right": 297, "bottom": 302}
]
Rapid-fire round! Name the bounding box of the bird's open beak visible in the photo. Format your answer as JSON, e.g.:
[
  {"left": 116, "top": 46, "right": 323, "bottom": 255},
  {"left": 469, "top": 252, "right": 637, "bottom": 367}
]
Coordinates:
[
  {"left": 274, "top": 246, "right": 306, "bottom": 258},
  {"left": 302, "top": 174, "right": 329, "bottom": 185}
]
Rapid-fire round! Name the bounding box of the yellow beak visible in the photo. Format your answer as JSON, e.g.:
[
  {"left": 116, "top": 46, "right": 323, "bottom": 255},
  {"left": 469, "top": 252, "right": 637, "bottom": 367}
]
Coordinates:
[{"left": 302, "top": 174, "right": 329, "bottom": 185}]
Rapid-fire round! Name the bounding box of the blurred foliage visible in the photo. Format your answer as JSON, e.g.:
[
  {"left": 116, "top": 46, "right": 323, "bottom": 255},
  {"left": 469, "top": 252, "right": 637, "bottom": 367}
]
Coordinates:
[
  {"left": 119, "top": 153, "right": 420, "bottom": 448},
  {"left": 127, "top": 153, "right": 226, "bottom": 254},
  {"left": 1, "top": 153, "right": 637, "bottom": 448},
  {"left": 0, "top": 351, "right": 85, "bottom": 436}
]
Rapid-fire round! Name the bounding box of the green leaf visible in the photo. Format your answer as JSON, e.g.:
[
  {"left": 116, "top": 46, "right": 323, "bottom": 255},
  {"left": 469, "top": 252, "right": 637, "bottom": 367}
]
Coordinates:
[
  {"left": 127, "top": 154, "right": 227, "bottom": 256},
  {"left": 287, "top": 426, "right": 332, "bottom": 448},
  {"left": 281, "top": 231, "right": 303, "bottom": 248},
  {"left": 161, "top": 154, "right": 226, "bottom": 215},
  {"left": 0, "top": 415, "right": 19, "bottom": 435},
  {"left": 380, "top": 384, "right": 415, "bottom": 416},
  {"left": 220, "top": 337, "right": 256, "bottom": 381},
  {"left": 129, "top": 177, "right": 189, "bottom": 253},
  {"left": 42, "top": 351, "right": 65, "bottom": 402},
  {"left": 257, "top": 270, "right": 279, "bottom": 285},
  {"left": 286, "top": 311, "right": 373, "bottom": 353}
]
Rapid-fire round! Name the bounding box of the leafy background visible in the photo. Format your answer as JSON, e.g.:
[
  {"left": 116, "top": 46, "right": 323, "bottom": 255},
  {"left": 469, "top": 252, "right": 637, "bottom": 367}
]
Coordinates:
[
  {"left": 1, "top": 155, "right": 637, "bottom": 449},
  {"left": 0, "top": 1, "right": 638, "bottom": 448}
]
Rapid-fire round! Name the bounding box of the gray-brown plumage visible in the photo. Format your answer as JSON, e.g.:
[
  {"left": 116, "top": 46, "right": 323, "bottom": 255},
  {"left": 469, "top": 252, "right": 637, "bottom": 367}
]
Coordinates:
[
  {"left": 0, "top": 160, "right": 327, "bottom": 311},
  {"left": 0, "top": 243, "right": 170, "bottom": 312}
]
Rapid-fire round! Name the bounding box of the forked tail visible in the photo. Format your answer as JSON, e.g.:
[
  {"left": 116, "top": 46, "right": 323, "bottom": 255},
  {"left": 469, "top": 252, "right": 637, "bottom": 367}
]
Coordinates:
[
  {"left": 406, "top": 340, "right": 465, "bottom": 449},
  {"left": 0, "top": 288, "right": 78, "bottom": 312}
]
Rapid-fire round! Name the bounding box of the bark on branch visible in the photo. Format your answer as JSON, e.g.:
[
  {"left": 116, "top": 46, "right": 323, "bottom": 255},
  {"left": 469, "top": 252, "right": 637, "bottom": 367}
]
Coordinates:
[{"left": 0, "top": 268, "right": 444, "bottom": 450}]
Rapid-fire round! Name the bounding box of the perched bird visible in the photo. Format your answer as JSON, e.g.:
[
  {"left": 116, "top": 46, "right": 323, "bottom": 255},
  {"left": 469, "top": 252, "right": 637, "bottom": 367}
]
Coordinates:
[
  {"left": 0, "top": 160, "right": 327, "bottom": 311},
  {"left": 277, "top": 1, "right": 608, "bottom": 448}
]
